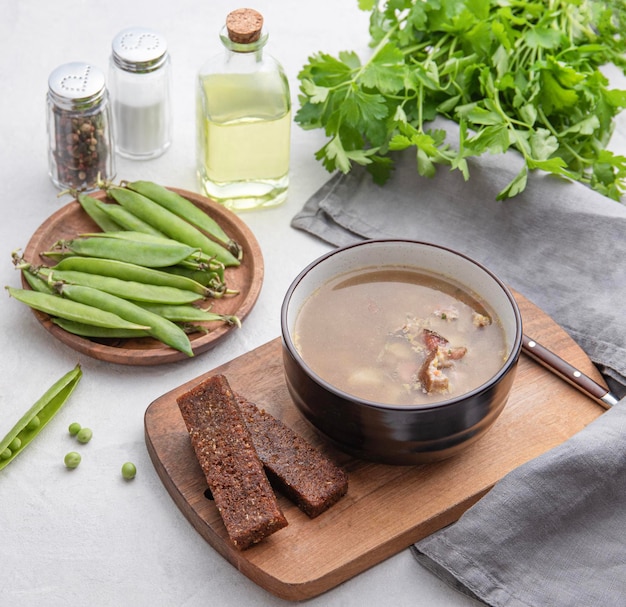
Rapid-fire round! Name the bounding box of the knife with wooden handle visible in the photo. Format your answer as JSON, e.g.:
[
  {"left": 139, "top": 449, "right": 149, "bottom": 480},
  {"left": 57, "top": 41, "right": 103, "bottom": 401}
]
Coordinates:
[{"left": 522, "top": 334, "right": 620, "bottom": 409}]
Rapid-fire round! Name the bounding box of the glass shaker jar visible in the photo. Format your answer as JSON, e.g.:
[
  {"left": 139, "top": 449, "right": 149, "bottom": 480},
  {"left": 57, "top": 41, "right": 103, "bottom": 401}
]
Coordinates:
[
  {"left": 109, "top": 27, "right": 172, "bottom": 159},
  {"left": 46, "top": 62, "right": 115, "bottom": 191},
  {"left": 196, "top": 8, "right": 291, "bottom": 211}
]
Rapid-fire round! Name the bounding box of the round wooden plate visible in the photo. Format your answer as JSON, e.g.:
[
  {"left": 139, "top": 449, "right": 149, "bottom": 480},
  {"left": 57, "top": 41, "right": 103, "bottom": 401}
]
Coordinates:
[{"left": 20, "top": 188, "right": 264, "bottom": 366}]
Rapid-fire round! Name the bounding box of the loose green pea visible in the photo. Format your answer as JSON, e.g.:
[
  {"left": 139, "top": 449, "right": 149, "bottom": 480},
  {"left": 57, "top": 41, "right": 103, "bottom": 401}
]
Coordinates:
[
  {"left": 68, "top": 422, "right": 81, "bottom": 436},
  {"left": 76, "top": 427, "right": 92, "bottom": 444},
  {"left": 64, "top": 451, "right": 81, "bottom": 469},
  {"left": 121, "top": 462, "right": 137, "bottom": 480}
]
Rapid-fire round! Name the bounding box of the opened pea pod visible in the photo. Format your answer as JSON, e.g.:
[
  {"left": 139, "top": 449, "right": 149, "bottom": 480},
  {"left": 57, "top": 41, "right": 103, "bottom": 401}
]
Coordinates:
[{"left": 0, "top": 365, "right": 82, "bottom": 470}]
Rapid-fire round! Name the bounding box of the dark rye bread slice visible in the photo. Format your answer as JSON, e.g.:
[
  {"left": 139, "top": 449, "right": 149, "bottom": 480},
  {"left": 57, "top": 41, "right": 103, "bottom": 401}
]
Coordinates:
[
  {"left": 176, "top": 375, "right": 288, "bottom": 550},
  {"left": 236, "top": 394, "right": 349, "bottom": 518}
]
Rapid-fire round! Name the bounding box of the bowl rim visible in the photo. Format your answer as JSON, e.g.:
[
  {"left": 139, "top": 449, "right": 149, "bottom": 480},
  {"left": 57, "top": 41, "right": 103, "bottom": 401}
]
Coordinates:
[{"left": 280, "top": 238, "right": 523, "bottom": 412}]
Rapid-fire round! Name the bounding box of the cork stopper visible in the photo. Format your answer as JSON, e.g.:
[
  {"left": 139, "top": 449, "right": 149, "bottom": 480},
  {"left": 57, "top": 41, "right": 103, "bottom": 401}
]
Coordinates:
[{"left": 226, "top": 8, "right": 264, "bottom": 44}]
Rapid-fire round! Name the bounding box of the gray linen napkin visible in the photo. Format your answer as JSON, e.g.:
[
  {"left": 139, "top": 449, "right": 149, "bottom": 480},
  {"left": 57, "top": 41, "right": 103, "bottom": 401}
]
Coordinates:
[
  {"left": 412, "top": 397, "right": 626, "bottom": 607},
  {"left": 292, "top": 117, "right": 626, "bottom": 605},
  {"left": 291, "top": 118, "right": 626, "bottom": 394}
]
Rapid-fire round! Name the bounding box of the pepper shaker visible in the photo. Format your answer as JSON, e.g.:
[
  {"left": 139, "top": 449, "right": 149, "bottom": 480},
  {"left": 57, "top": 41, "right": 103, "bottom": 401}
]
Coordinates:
[
  {"left": 46, "top": 62, "right": 115, "bottom": 191},
  {"left": 109, "top": 27, "right": 172, "bottom": 159}
]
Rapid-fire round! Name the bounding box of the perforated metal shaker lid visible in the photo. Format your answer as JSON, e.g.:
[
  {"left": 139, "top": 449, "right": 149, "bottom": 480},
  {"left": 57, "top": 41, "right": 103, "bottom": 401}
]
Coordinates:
[
  {"left": 111, "top": 27, "right": 168, "bottom": 72},
  {"left": 48, "top": 62, "right": 106, "bottom": 107}
]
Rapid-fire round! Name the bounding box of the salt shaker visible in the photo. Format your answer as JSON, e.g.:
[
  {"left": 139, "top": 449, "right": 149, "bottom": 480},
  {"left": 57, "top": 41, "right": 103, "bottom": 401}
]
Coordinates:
[
  {"left": 109, "top": 27, "right": 172, "bottom": 159},
  {"left": 46, "top": 62, "right": 115, "bottom": 191},
  {"left": 196, "top": 8, "right": 291, "bottom": 211}
]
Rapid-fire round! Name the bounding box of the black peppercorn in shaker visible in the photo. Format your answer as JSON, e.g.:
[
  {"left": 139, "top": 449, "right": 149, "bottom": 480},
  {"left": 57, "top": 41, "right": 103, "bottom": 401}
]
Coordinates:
[{"left": 46, "top": 62, "right": 116, "bottom": 191}]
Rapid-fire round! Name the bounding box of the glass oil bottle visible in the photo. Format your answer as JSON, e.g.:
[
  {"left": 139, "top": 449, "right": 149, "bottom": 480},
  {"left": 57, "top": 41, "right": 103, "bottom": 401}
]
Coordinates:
[{"left": 196, "top": 8, "right": 291, "bottom": 211}]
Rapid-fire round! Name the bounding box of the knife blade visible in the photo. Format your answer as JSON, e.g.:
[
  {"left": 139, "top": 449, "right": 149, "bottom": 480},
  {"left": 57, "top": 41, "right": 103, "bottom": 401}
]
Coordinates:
[{"left": 522, "top": 334, "right": 619, "bottom": 409}]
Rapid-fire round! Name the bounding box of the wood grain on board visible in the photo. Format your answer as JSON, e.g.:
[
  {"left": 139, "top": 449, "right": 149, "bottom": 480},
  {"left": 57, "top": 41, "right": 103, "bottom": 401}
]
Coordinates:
[{"left": 145, "top": 290, "right": 606, "bottom": 600}]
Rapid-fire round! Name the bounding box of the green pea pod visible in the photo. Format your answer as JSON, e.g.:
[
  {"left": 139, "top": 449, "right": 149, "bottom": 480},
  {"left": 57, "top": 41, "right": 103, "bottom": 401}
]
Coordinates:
[
  {"left": 45, "top": 234, "right": 199, "bottom": 268},
  {"left": 0, "top": 365, "right": 82, "bottom": 471},
  {"left": 125, "top": 180, "right": 243, "bottom": 260},
  {"left": 52, "top": 257, "right": 217, "bottom": 297},
  {"left": 177, "top": 250, "right": 226, "bottom": 274},
  {"left": 80, "top": 232, "right": 225, "bottom": 272},
  {"left": 81, "top": 230, "right": 179, "bottom": 244},
  {"left": 77, "top": 192, "right": 122, "bottom": 232},
  {"left": 38, "top": 267, "right": 204, "bottom": 305},
  {"left": 51, "top": 318, "right": 150, "bottom": 338},
  {"left": 21, "top": 269, "right": 56, "bottom": 294},
  {"left": 6, "top": 287, "right": 151, "bottom": 331},
  {"left": 57, "top": 283, "right": 194, "bottom": 356},
  {"left": 163, "top": 265, "right": 226, "bottom": 291},
  {"left": 92, "top": 198, "right": 164, "bottom": 236},
  {"left": 137, "top": 302, "right": 241, "bottom": 326},
  {"left": 106, "top": 186, "right": 240, "bottom": 267}
]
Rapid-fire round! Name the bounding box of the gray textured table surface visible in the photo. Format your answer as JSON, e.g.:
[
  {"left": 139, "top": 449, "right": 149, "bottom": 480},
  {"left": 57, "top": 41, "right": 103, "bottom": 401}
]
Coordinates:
[{"left": 1, "top": 2, "right": 623, "bottom": 606}]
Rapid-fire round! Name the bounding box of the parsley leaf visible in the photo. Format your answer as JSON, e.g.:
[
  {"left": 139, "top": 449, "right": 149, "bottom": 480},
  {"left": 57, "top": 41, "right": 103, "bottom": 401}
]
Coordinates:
[{"left": 296, "top": 0, "right": 626, "bottom": 200}]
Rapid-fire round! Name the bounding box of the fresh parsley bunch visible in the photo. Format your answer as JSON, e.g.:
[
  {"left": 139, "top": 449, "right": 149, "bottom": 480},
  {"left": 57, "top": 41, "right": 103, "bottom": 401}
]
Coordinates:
[{"left": 296, "top": 0, "right": 626, "bottom": 200}]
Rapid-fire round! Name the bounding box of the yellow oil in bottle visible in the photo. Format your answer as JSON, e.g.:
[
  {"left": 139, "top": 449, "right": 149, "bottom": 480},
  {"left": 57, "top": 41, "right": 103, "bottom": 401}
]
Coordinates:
[{"left": 196, "top": 72, "right": 290, "bottom": 210}]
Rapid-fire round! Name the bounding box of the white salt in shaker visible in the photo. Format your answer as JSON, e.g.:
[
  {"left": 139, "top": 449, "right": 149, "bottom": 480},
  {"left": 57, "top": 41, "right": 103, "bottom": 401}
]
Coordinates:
[{"left": 109, "top": 27, "right": 172, "bottom": 159}]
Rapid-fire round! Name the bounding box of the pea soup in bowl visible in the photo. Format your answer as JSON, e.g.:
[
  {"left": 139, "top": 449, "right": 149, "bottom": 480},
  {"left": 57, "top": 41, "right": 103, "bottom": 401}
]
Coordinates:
[{"left": 281, "top": 239, "right": 523, "bottom": 465}]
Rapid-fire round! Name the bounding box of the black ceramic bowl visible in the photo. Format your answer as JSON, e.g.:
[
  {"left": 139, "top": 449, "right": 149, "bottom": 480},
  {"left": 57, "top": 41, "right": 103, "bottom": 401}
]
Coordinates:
[{"left": 281, "top": 240, "right": 523, "bottom": 465}]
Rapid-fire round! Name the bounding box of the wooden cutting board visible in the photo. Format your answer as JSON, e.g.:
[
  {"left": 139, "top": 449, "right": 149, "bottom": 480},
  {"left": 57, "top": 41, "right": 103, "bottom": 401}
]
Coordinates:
[{"left": 144, "top": 290, "right": 606, "bottom": 601}]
